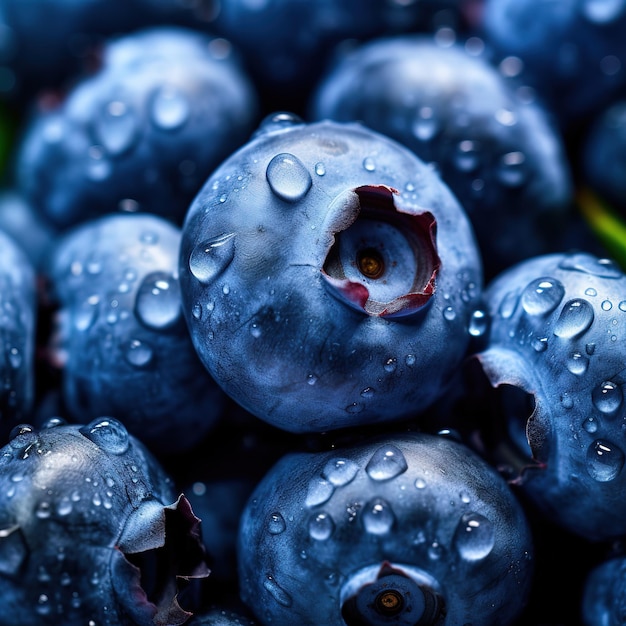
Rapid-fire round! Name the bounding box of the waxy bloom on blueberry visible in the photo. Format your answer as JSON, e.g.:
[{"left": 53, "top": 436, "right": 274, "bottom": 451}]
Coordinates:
[{"left": 179, "top": 117, "right": 483, "bottom": 433}]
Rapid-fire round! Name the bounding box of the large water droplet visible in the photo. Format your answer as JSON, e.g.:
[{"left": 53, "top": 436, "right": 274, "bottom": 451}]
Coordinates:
[
  {"left": 305, "top": 477, "right": 334, "bottom": 507},
  {"left": 468, "top": 309, "right": 488, "bottom": 337},
  {"left": 124, "top": 339, "right": 154, "bottom": 368},
  {"left": 94, "top": 100, "right": 138, "bottom": 155},
  {"left": 309, "top": 512, "right": 335, "bottom": 541},
  {"left": 322, "top": 458, "right": 359, "bottom": 486},
  {"left": 521, "top": 278, "right": 565, "bottom": 316},
  {"left": 587, "top": 439, "right": 624, "bottom": 481},
  {"left": 365, "top": 444, "right": 408, "bottom": 481},
  {"left": 266, "top": 153, "right": 312, "bottom": 202},
  {"left": 255, "top": 111, "right": 304, "bottom": 136},
  {"left": 135, "top": 272, "right": 181, "bottom": 330},
  {"left": 0, "top": 526, "right": 27, "bottom": 576},
  {"left": 592, "top": 381, "right": 623, "bottom": 415},
  {"left": 553, "top": 299, "right": 594, "bottom": 338},
  {"left": 80, "top": 417, "right": 130, "bottom": 455},
  {"left": 189, "top": 233, "right": 236, "bottom": 284},
  {"left": 74, "top": 295, "right": 99, "bottom": 331},
  {"left": 453, "top": 512, "right": 495, "bottom": 561},
  {"left": 267, "top": 512, "right": 286, "bottom": 535},
  {"left": 361, "top": 498, "right": 395, "bottom": 534},
  {"left": 566, "top": 352, "right": 588, "bottom": 375},
  {"left": 151, "top": 86, "right": 190, "bottom": 130},
  {"left": 263, "top": 576, "right": 293, "bottom": 607}
]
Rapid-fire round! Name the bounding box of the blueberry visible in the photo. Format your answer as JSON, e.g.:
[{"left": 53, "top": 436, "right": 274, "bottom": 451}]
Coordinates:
[
  {"left": 15, "top": 25, "right": 259, "bottom": 230},
  {"left": 479, "top": 0, "right": 626, "bottom": 127},
  {"left": 582, "top": 553, "right": 626, "bottom": 626},
  {"left": 185, "top": 605, "right": 257, "bottom": 625},
  {"left": 0, "top": 417, "right": 209, "bottom": 625},
  {"left": 237, "top": 432, "right": 534, "bottom": 625},
  {"left": 0, "top": 227, "right": 37, "bottom": 441},
  {"left": 48, "top": 212, "right": 227, "bottom": 456},
  {"left": 473, "top": 250, "right": 626, "bottom": 541},
  {"left": 309, "top": 33, "right": 573, "bottom": 280},
  {"left": 179, "top": 117, "right": 483, "bottom": 433}
]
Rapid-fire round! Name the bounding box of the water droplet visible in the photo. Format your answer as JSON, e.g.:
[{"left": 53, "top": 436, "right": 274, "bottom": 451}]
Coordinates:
[
  {"left": 362, "top": 498, "right": 395, "bottom": 534},
  {"left": 191, "top": 303, "right": 202, "bottom": 320},
  {"left": 592, "top": 381, "right": 623, "bottom": 415},
  {"left": 443, "top": 306, "right": 456, "bottom": 321},
  {"left": 453, "top": 512, "right": 495, "bottom": 561},
  {"left": 309, "top": 512, "right": 335, "bottom": 541},
  {"left": 135, "top": 272, "right": 181, "bottom": 330},
  {"left": 6, "top": 347, "right": 20, "bottom": 369},
  {"left": 553, "top": 299, "right": 594, "bottom": 338},
  {"left": 412, "top": 106, "right": 439, "bottom": 141},
  {"left": 124, "top": 339, "right": 154, "bottom": 368},
  {"left": 360, "top": 387, "right": 375, "bottom": 399},
  {"left": 532, "top": 336, "right": 548, "bottom": 352},
  {"left": 587, "top": 439, "right": 624, "bottom": 482},
  {"left": 405, "top": 354, "right": 416, "bottom": 366},
  {"left": 362, "top": 157, "right": 376, "bottom": 172},
  {"left": 151, "top": 86, "right": 190, "bottom": 130},
  {"left": 497, "top": 151, "right": 526, "bottom": 187},
  {"left": 566, "top": 352, "right": 588, "bottom": 375},
  {"left": 264, "top": 576, "right": 293, "bottom": 607},
  {"left": 250, "top": 321, "right": 262, "bottom": 338},
  {"left": 94, "top": 100, "right": 138, "bottom": 155},
  {"left": 36, "top": 594, "right": 51, "bottom": 615},
  {"left": 453, "top": 140, "right": 480, "bottom": 172},
  {"left": 35, "top": 501, "right": 51, "bottom": 519},
  {"left": 559, "top": 254, "right": 622, "bottom": 278},
  {"left": 469, "top": 309, "right": 488, "bottom": 337},
  {"left": 314, "top": 162, "right": 326, "bottom": 176},
  {"left": 583, "top": 417, "right": 598, "bottom": 433},
  {"left": 307, "top": 374, "right": 318, "bottom": 386},
  {"left": 86, "top": 145, "right": 111, "bottom": 181},
  {"left": 415, "top": 477, "right": 426, "bottom": 489},
  {"left": 255, "top": 112, "right": 304, "bottom": 136},
  {"left": 366, "top": 444, "right": 408, "bottom": 481},
  {"left": 521, "top": 278, "right": 565, "bottom": 316},
  {"left": 384, "top": 358, "right": 397, "bottom": 373},
  {"left": 322, "top": 458, "right": 359, "bottom": 486},
  {"left": 495, "top": 108, "right": 517, "bottom": 126},
  {"left": 561, "top": 393, "right": 574, "bottom": 409},
  {"left": 602, "top": 300, "right": 613, "bottom": 311},
  {"left": 189, "top": 232, "right": 236, "bottom": 284},
  {"left": 428, "top": 541, "right": 445, "bottom": 560},
  {"left": 57, "top": 497, "right": 72, "bottom": 516},
  {"left": 266, "top": 153, "right": 312, "bottom": 202},
  {"left": 80, "top": 418, "right": 130, "bottom": 455},
  {"left": 267, "top": 512, "right": 286, "bottom": 535},
  {"left": 305, "top": 477, "right": 334, "bottom": 507}
]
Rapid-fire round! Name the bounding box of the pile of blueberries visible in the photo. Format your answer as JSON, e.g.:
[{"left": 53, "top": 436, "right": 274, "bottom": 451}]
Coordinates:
[{"left": 2, "top": 1, "right": 626, "bottom": 624}]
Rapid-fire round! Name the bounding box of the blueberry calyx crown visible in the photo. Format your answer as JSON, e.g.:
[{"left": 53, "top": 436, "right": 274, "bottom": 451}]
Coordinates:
[
  {"left": 341, "top": 562, "right": 446, "bottom": 626},
  {"left": 322, "top": 185, "right": 440, "bottom": 318}
]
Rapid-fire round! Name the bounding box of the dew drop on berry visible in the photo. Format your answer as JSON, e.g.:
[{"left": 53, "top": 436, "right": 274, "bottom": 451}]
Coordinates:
[
  {"left": 267, "top": 512, "right": 286, "bottom": 535},
  {"left": 531, "top": 336, "right": 548, "bottom": 352},
  {"left": 305, "top": 477, "right": 334, "bottom": 507},
  {"left": 553, "top": 299, "right": 594, "bottom": 338},
  {"left": 453, "top": 140, "right": 480, "bottom": 172},
  {"left": 309, "top": 512, "right": 335, "bottom": 541},
  {"left": 86, "top": 145, "right": 112, "bottom": 181},
  {"left": 255, "top": 112, "right": 304, "bottom": 136},
  {"left": 36, "top": 594, "right": 51, "bottom": 615},
  {"left": 56, "top": 497, "right": 73, "bottom": 517},
  {"left": 266, "top": 152, "right": 312, "bottom": 202},
  {"left": 263, "top": 575, "right": 293, "bottom": 607},
  {"left": 362, "top": 498, "right": 395, "bottom": 534},
  {"left": 35, "top": 501, "right": 52, "bottom": 519},
  {"left": 583, "top": 417, "right": 598, "bottom": 434},
  {"left": 521, "top": 278, "right": 564, "bottom": 316},
  {"left": 469, "top": 309, "right": 488, "bottom": 337},
  {"left": 499, "top": 290, "right": 519, "bottom": 319},
  {"left": 94, "top": 100, "right": 138, "bottom": 156},
  {"left": 135, "top": 272, "right": 181, "bottom": 330},
  {"left": 124, "top": 339, "right": 154, "bottom": 368},
  {"left": 453, "top": 512, "right": 495, "bottom": 561},
  {"left": 80, "top": 417, "right": 130, "bottom": 455},
  {"left": 322, "top": 458, "right": 359, "bottom": 486},
  {"left": 189, "top": 233, "right": 236, "bottom": 284},
  {"left": 151, "top": 86, "right": 190, "bottom": 130},
  {"left": 412, "top": 107, "right": 439, "bottom": 141},
  {"left": 592, "top": 381, "right": 623, "bottom": 415},
  {"left": 497, "top": 151, "right": 527, "bottom": 187},
  {"left": 566, "top": 352, "right": 588, "bottom": 375},
  {"left": 362, "top": 157, "right": 376, "bottom": 172},
  {"left": 366, "top": 445, "right": 408, "bottom": 481},
  {"left": 587, "top": 439, "right": 625, "bottom": 482}
]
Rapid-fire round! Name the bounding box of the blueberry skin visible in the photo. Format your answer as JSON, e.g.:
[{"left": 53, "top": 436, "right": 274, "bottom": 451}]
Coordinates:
[
  {"left": 237, "top": 432, "right": 534, "bottom": 625},
  {"left": 0, "top": 418, "right": 209, "bottom": 626},
  {"left": 581, "top": 99, "right": 626, "bottom": 214},
  {"left": 475, "top": 251, "right": 626, "bottom": 541},
  {"left": 48, "top": 212, "right": 227, "bottom": 456},
  {"left": 582, "top": 555, "right": 626, "bottom": 626},
  {"left": 179, "top": 117, "right": 483, "bottom": 434},
  {"left": 0, "top": 227, "right": 37, "bottom": 440},
  {"left": 15, "top": 25, "right": 259, "bottom": 230},
  {"left": 309, "top": 34, "right": 573, "bottom": 280},
  {"left": 480, "top": 0, "right": 626, "bottom": 126},
  {"left": 186, "top": 606, "right": 257, "bottom": 625}
]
